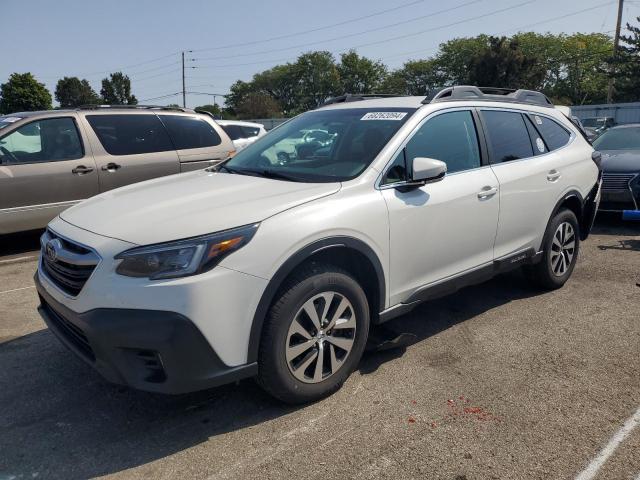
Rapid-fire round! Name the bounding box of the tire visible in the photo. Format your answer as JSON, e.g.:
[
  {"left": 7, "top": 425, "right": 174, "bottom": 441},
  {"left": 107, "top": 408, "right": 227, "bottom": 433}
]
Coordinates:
[
  {"left": 526, "top": 208, "right": 580, "bottom": 290},
  {"left": 257, "top": 263, "right": 370, "bottom": 404}
]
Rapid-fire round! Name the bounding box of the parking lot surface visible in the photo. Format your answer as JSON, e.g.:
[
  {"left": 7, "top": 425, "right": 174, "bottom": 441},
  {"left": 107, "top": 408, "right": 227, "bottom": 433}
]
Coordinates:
[{"left": 0, "top": 218, "right": 639, "bottom": 480}]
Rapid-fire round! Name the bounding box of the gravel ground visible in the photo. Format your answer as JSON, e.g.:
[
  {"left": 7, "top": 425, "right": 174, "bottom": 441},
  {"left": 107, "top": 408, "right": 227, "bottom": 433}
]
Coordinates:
[{"left": 0, "top": 216, "right": 638, "bottom": 480}]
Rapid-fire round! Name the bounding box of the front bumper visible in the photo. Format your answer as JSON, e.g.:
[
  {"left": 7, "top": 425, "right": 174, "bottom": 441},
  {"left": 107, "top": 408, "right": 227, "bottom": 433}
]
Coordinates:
[{"left": 35, "top": 274, "right": 257, "bottom": 394}]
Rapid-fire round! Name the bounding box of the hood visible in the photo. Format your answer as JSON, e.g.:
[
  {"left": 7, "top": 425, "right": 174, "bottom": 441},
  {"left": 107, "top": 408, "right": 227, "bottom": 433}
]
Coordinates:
[
  {"left": 599, "top": 150, "right": 640, "bottom": 174},
  {"left": 61, "top": 170, "right": 340, "bottom": 245}
]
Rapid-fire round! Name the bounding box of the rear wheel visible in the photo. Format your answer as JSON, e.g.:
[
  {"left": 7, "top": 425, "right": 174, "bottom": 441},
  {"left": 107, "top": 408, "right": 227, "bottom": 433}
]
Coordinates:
[
  {"left": 257, "top": 264, "right": 370, "bottom": 404},
  {"left": 527, "top": 209, "right": 580, "bottom": 289}
]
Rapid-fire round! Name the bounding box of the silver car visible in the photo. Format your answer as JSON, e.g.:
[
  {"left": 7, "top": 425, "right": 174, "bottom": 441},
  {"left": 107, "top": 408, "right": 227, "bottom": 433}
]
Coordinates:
[{"left": 0, "top": 106, "right": 235, "bottom": 234}]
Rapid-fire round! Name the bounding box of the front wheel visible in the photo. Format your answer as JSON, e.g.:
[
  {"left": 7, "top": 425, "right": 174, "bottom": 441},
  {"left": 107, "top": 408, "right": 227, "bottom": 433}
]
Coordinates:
[
  {"left": 257, "top": 264, "right": 370, "bottom": 404},
  {"left": 526, "top": 209, "right": 580, "bottom": 290}
]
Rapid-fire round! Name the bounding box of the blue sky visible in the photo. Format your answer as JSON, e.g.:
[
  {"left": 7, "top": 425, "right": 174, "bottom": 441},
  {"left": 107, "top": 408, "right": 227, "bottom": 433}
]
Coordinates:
[{"left": 3, "top": 0, "right": 639, "bottom": 107}]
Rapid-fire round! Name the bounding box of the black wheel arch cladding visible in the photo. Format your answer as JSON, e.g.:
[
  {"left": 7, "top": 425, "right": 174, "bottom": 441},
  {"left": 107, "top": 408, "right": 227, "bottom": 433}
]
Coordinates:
[{"left": 247, "top": 236, "right": 385, "bottom": 364}]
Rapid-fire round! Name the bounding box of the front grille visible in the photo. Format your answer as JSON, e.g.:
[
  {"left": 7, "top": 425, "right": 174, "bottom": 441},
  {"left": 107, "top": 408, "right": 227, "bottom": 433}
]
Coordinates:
[
  {"left": 41, "top": 296, "right": 95, "bottom": 361},
  {"left": 40, "top": 230, "right": 99, "bottom": 296},
  {"left": 602, "top": 173, "right": 637, "bottom": 191}
]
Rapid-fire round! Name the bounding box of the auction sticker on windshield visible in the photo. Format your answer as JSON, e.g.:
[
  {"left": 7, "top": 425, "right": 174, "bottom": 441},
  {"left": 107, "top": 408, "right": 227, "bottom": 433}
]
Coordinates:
[{"left": 361, "top": 112, "right": 407, "bottom": 121}]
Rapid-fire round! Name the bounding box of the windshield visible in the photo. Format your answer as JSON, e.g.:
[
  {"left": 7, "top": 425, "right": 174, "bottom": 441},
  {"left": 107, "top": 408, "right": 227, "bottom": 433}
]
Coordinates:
[
  {"left": 223, "top": 107, "right": 415, "bottom": 182},
  {"left": 593, "top": 127, "right": 640, "bottom": 151},
  {"left": 0, "top": 116, "right": 23, "bottom": 130},
  {"left": 582, "top": 118, "right": 606, "bottom": 128}
]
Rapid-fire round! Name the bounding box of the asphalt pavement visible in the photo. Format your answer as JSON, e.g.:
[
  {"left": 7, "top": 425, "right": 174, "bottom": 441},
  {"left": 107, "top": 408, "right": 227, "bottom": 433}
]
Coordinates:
[{"left": 0, "top": 217, "right": 638, "bottom": 480}]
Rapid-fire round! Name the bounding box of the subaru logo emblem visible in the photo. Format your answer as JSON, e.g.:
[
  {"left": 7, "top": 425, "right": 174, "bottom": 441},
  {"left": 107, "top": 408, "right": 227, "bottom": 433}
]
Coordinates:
[{"left": 45, "top": 239, "right": 62, "bottom": 263}]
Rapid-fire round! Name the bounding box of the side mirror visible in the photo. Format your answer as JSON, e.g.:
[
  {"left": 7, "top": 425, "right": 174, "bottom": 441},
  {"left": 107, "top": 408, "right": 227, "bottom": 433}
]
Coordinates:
[{"left": 412, "top": 157, "right": 447, "bottom": 184}]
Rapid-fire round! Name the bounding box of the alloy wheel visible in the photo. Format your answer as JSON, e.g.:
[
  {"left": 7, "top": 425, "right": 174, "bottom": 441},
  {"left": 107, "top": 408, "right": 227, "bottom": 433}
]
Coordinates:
[
  {"left": 550, "top": 221, "right": 576, "bottom": 276},
  {"left": 285, "top": 291, "right": 357, "bottom": 384}
]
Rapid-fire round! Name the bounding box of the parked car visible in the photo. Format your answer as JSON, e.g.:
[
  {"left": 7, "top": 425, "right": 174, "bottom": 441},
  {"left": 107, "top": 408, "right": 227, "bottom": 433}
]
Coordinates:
[
  {"left": 216, "top": 120, "right": 266, "bottom": 152},
  {"left": 593, "top": 124, "right": 640, "bottom": 219},
  {"left": 0, "top": 106, "right": 235, "bottom": 234},
  {"left": 35, "top": 86, "right": 600, "bottom": 403},
  {"left": 582, "top": 116, "right": 616, "bottom": 140}
]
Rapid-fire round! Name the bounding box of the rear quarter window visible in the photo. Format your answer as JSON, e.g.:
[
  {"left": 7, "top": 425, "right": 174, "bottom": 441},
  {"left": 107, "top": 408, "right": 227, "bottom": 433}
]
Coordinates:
[
  {"left": 159, "top": 115, "right": 222, "bottom": 150},
  {"left": 529, "top": 114, "right": 571, "bottom": 151},
  {"left": 86, "top": 114, "right": 174, "bottom": 155}
]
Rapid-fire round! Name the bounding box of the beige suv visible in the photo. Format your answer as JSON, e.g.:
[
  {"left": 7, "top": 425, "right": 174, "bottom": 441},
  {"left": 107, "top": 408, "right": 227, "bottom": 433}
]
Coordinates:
[{"left": 0, "top": 106, "right": 235, "bottom": 234}]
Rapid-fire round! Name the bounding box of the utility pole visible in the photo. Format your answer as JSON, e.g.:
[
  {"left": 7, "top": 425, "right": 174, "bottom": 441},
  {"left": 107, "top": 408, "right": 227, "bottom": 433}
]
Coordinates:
[
  {"left": 181, "top": 51, "right": 186, "bottom": 108},
  {"left": 607, "top": 0, "right": 624, "bottom": 104}
]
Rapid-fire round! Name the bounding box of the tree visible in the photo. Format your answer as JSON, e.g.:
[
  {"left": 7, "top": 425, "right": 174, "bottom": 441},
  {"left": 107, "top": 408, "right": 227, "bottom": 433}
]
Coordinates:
[
  {"left": 434, "top": 35, "right": 491, "bottom": 84},
  {"left": 236, "top": 92, "right": 282, "bottom": 119},
  {"left": 55, "top": 77, "right": 100, "bottom": 107},
  {"left": 467, "top": 36, "right": 546, "bottom": 90},
  {"left": 100, "top": 72, "right": 137, "bottom": 105},
  {"left": 291, "top": 51, "right": 341, "bottom": 112},
  {"left": 0, "top": 72, "right": 52, "bottom": 114},
  {"left": 611, "top": 16, "right": 640, "bottom": 102},
  {"left": 194, "top": 104, "right": 222, "bottom": 116},
  {"left": 337, "top": 50, "right": 387, "bottom": 94}
]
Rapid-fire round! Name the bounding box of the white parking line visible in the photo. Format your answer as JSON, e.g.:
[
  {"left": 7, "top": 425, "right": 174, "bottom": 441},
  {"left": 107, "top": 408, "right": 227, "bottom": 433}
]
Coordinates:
[
  {"left": 575, "top": 406, "right": 640, "bottom": 480},
  {"left": 634, "top": 472, "right": 640, "bottom": 480},
  {"left": 0, "top": 286, "right": 35, "bottom": 295},
  {"left": 0, "top": 255, "right": 37, "bottom": 265}
]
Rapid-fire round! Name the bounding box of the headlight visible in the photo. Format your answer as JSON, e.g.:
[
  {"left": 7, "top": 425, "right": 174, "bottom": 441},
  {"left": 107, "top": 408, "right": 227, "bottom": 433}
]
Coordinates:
[{"left": 115, "top": 224, "right": 259, "bottom": 279}]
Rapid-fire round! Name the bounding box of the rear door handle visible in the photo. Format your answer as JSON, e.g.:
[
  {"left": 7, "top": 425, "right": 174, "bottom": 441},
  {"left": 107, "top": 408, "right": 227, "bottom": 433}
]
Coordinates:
[
  {"left": 101, "top": 162, "right": 121, "bottom": 172},
  {"left": 477, "top": 186, "right": 498, "bottom": 199},
  {"left": 71, "top": 165, "right": 94, "bottom": 175},
  {"left": 547, "top": 169, "right": 561, "bottom": 182}
]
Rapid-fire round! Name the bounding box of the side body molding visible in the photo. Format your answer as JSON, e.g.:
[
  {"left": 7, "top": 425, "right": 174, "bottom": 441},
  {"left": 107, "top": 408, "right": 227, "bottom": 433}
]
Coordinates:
[{"left": 246, "top": 236, "right": 386, "bottom": 363}]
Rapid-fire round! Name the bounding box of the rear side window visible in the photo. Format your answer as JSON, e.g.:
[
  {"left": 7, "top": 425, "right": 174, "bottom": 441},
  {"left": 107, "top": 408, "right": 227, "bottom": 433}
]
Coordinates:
[
  {"left": 482, "top": 111, "right": 533, "bottom": 163},
  {"left": 529, "top": 114, "right": 571, "bottom": 151},
  {"left": 0, "top": 117, "right": 83, "bottom": 164},
  {"left": 159, "top": 115, "right": 221, "bottom": 150},
  {"left": 404, "top": 110, "right": 481, "bottom": 174},
  {"left": 221, "top": 124, "right": 243, "bottom": 140},
  {"left": 241, "top": 126, "right": 260, "bottom": 137},
  {"left": 86, "top": 114, "right": 173, "bottom": 155}
]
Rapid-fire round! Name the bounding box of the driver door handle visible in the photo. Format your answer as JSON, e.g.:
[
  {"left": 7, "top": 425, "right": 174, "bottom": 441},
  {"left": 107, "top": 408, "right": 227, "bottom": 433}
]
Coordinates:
[
  {"left": 72, "top": 165, "right": 94, "bottom": 175},
  {"left": 547, "top": 169, "right": 561, "bottom": 182},
  {"left": 477, "top": 186, "right": 498, "bottom": 199},
  {"left": 101, "top": 162, "right": 121, "bottom": 172}
]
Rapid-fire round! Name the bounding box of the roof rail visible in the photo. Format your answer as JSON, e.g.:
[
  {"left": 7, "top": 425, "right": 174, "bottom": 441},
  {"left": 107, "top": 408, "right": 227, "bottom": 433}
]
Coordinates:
[
  {"left": 320, "top": 93, "right": 407, "bottom": 107},
  {"left": 422, "top": 86, "right": 553, "bottom": 108},
  {"left": 77, "top": 104, "right": 195, "bottom": 112}
]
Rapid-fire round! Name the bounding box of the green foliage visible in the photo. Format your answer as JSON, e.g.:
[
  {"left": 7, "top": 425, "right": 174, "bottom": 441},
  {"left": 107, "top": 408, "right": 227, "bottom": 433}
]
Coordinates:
[
  {"left": 194, "top": 104, "right": 221, "bottom": 116},
  {"left": 612, "top": 16, "right": 640, "bottom": 102},
  {"left": 100, "top": 72, "right": 137, "bottom": 105},
  {"left": 55, "top": 77, "right": 100, "bottom": 107},
  {"left": 236, "top": 92, "right": 282, "bottom": 119},
  {"left": 337, "top": 50, "right": 387, "bottom": 94},
  {"left": 224, "top": 30, "right": 623, "bottom": 116},
  {"left": 0, "top": 72, "right": 52, "bottom": 114},
  {"left": 467, "top": 36, "right": 546, "bottom": 90}
]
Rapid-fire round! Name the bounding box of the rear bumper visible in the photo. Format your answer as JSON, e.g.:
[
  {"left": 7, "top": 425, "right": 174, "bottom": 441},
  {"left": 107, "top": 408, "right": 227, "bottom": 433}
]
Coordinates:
[
  {"left": 580, "top": 175, "right": 602, "bottom": 240},
  {"left": 35, "top": 274, "right": 257, "bottom": 394}
]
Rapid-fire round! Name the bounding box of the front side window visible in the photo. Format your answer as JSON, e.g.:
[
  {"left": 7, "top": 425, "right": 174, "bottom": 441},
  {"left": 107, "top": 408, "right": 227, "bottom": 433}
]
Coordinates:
[
  {"left": 530, "top": 114, "right": 571, "bottom": 151},
  {"left": 593, "top": 127, "right": 640, "bottom": 151},
  {"left": 0, "top": 117, "right": 83, "bottom": 164},
  {"left": 86, "top": 114, "right": 174, "bottom": 155},
  {"left": 223, "top": 108, "right": 415, "bottom": 182},
  {"left": 483, "top": 111, "right": 534, "bottom": 163},
  {"left": 159, "top": 115, "right": 221, "bottom": 149},
  {"left": 403, "top": 110, "right": 481, "bottom": 174}
]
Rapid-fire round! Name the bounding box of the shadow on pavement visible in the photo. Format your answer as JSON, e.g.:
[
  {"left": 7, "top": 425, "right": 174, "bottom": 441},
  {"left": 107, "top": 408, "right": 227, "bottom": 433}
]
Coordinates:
[
  {"left": 0, "top": 271, "right": 543, "bottom": 479},
  {"left": 0, "top": 229, "right": 43, "bottom": 257}
]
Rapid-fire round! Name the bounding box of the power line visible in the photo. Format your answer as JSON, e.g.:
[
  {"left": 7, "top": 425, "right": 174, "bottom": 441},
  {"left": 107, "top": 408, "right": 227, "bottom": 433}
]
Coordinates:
[
  {"left": 191, "top": 0, "right": 427, "bottom": 53},
  {"left": 194, "top": 0, "right": 487, "bottom": 63}
]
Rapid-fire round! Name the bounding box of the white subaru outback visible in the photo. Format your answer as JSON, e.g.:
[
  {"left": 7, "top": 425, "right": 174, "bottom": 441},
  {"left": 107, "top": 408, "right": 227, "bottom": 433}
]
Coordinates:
[{"left": 35, "top": 87, "right": 601, "bottom": 403}]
